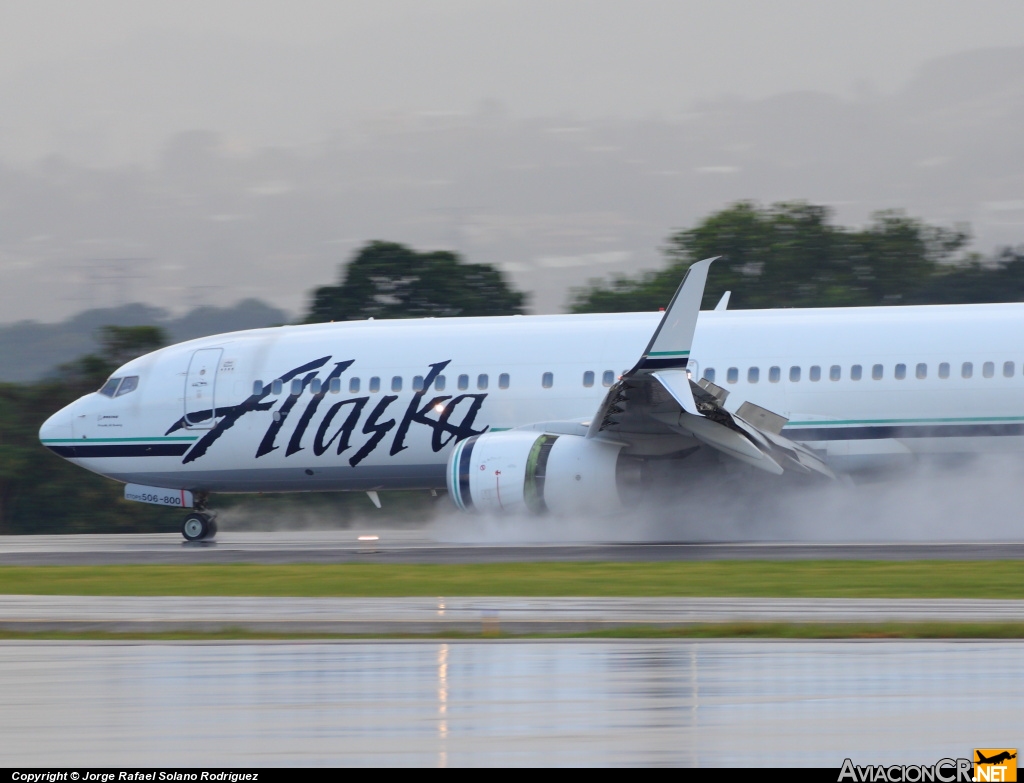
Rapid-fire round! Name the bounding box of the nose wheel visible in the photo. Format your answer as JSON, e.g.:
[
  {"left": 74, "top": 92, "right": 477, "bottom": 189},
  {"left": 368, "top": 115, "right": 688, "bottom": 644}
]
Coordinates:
[{"left": 182, "top": 512, "right": 218, "bottom": 542}]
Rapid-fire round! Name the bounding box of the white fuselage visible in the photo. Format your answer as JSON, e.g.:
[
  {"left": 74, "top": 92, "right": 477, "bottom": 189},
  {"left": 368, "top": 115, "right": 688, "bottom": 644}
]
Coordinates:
[{"left": 39, "top": 303, "right": 1024, "bottom": 494}]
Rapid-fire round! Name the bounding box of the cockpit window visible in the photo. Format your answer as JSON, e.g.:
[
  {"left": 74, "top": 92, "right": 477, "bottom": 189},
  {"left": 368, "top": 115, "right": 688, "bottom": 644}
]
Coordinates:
[
  {"left": 99, "top": 378, "right": 121, "bottom": 397},
  {"left": 115, "top": 376, "right": 139, "bottom": 396},
  {"left": 99, "top": 375, "right": 140, "bottom": 398}
]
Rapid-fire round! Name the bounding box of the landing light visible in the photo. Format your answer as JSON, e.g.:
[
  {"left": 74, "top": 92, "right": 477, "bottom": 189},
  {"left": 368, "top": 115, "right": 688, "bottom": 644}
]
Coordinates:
[
  {"left": 434, "top": 403, "right": 445, "bottom": 413},
  {"left": 357, "top": 535, "right": 380, "bottom": 542}
]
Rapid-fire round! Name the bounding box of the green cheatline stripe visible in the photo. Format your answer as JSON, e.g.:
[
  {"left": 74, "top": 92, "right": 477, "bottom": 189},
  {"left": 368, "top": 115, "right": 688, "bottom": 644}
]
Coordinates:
[
  {"left": 41, "top": 437, "right": 199, "bottom": 443},
  {"left": 647, "top": 350, "right": 690, "bottom": 357},
  {"left": 787, "top": 416, "right": 1024, "bottom": 427}
]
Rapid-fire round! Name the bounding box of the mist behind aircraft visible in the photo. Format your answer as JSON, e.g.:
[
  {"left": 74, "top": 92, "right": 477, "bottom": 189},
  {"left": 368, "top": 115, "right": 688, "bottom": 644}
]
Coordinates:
[{"left": 423, "top": 454, "right": 1024, "bottom": 544}]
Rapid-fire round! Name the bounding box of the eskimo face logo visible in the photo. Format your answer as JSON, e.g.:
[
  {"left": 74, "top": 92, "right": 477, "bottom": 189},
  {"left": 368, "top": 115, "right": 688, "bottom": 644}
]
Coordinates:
[{"left": 165, "top": 357, "right": 489, "bottom": 466}]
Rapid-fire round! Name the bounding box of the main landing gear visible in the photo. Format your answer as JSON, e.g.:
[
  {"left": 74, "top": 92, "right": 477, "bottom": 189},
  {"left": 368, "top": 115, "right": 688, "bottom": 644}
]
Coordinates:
[{"left": 181, "top": 492, "right": 218, "bottom": 542}]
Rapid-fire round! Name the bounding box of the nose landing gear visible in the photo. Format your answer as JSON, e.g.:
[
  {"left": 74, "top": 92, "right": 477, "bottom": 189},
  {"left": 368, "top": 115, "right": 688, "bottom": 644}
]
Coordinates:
[
  {"left": 181, "top": 492, "right": 217, "bottom": 542},
  {"left": 182, "top": 512, "right": 218, "bottom": 541}
]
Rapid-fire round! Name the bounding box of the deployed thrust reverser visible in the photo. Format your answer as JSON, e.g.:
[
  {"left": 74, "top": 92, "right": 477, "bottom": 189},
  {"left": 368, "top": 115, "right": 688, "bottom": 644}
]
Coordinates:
[{"left": 446, "top": 431, "right": 635, "bottom": 515}]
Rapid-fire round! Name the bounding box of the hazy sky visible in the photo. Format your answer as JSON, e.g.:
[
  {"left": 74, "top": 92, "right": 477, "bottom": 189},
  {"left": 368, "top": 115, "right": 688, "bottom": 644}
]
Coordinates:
[
  {"left": 3, "top": 1, "right": 1024, "bottom": 325},
  {"left": 3, "top": 1, "right": 1024, "bottom": 130}
]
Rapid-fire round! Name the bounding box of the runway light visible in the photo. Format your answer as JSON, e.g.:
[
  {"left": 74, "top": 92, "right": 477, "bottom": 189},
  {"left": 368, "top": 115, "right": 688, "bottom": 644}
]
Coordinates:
[{"left": 357, "top": 535, "right": 380, "bottom": 542}]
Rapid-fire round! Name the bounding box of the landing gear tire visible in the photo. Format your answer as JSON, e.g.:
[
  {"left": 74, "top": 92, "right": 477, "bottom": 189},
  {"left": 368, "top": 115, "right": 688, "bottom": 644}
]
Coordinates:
[{"left": 182, "top": 512, "right": 213, "bottom": 542}]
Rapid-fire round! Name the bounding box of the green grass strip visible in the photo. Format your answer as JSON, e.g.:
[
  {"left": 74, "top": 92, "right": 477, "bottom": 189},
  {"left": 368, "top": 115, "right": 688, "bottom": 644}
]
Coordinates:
[
  {"left": 0, "top": 561, "right": 1022, "bottom": 598},
  {"left": 1, "top": 622, "right": 1024, "bottom": 641}
]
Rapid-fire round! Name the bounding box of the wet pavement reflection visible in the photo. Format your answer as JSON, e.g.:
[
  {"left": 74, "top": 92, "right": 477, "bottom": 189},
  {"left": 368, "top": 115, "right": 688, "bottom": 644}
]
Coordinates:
[{"left": 0, "top": 640, "right": 1020, "bottom": 766}]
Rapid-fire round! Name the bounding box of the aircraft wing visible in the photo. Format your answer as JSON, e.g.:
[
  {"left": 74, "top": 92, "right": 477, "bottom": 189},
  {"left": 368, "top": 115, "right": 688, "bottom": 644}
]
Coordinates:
[{"left": 584, "top": 258, "right": 834, "bottom": 479}]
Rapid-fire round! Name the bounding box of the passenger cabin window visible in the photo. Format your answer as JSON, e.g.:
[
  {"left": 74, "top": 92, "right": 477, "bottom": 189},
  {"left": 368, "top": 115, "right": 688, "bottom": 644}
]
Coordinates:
[
  {"left": 895, "top": 364, "right": 906, "bottom": 380},
  {"left": 939, "top": 363, "right": 950, "bottom": 379},
  {"left": 829, "top": 365, "right": 841, "bottom": 382},
  {"left": 252, "top": 380, "right": 263, "bottom": 395},
  {"left": 542, "top": 372, "right": 554, "bottom": 389},
  {"left": 369, "top": 377, "right": 380, "bottom": 393},
  {"left": 391, "top": 376, "right": 403, "bottom": 392},
  {"left": 747, "top": 367, "right": 759, "bottom": 384},
  {"left": 290, "top": 379, "right": 303, "bottom": 395},
  {"left": 703, "top": 368, "right": 716, "bottom": 383},
  {"left": 769, "top": 366, "right": 781, "bottom": 383},
  {"left": 458, "top": 374, "right": 469, "bottom": 391},
  {"left": 916, "top": 363, "right": 927, "bottom": 380},
  {"left": 477, "top": 374, "right": 488, "bottom": 390},
  {"left": 726, "top": 367, "right": 739, "bottom": 384},
  {"left": 583, "top": 371, "right": 595, "bottom": 388},
  {"left": 499, "top": 373, "right": 510, "bottom": 389},
  {"left": 851, "top": 364, "right": 862, "bottom": 381},
  {"left": 329, "top": 377, "right": 341, "bottom": 393},
  {"left": 983, "top": 361, "right": 995, "bottom": 379},
  {"left": 872, "top": 364, "right": 883, "bottom": 380},
  {"left": 435, "top": 375, "right": 446, "bottom": 391},
  {"left": 310, "top": 379, "right": 322, "bottom": 395},
  {"left": 271, "top": 379, "right": 283, "bottom": 395},
  {"left": 809, "top": 365, "right": 821, "bottom": 382},
  {"left": 789, "top": 366, "right": 800, "bottom": 382},
  {"left": 962, "top": 362, "right": 973, "bottom": 379},
  {"left": 348, "top": 377, "right": 359, "bottom": 394},
  {"left": 602, "top": 370, "right": 615, "bottom": 387},
  {"left": 1004, "top": 362, "right": 1015, "bottom": 378}
]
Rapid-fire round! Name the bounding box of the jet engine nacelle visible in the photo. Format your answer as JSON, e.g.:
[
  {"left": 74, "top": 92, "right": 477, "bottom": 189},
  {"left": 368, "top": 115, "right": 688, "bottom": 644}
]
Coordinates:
[{"left": 446, "top": 430, "right": 627, "bottom": 515}]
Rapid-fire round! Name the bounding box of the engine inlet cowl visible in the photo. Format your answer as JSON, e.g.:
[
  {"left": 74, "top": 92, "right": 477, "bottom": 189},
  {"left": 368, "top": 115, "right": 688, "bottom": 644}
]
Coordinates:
[{"left": 446, "top": 430, "right": 625, "bottom": 515}]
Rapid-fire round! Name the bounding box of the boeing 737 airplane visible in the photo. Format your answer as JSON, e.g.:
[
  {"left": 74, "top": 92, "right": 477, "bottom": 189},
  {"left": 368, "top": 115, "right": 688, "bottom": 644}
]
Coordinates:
[{"left": 39, "top": 258, "right": 1024, "bottom": 540}]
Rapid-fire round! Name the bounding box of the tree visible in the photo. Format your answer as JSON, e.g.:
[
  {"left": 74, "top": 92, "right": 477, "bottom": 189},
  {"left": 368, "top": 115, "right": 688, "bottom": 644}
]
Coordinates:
[
  {"left": 97, "top": 325, "right": 167, "bottom": 367},
  {"left": 305, "top": 241, "right": 527, "bottom": 323},
  {"left": 569, "top": 201, "right": 972, "bottom": 312},
  {"left": 0, "top": 324, "right": 171, "bottom": 533},
  {"left": 0, "top": 385, "right": 34, "bottom": 528},
  {"left": 58, "top": 325, "right": 167, "bottom": 390},
  {"left": 905, "top": 246, "right": 1024, "bottom": 304}
]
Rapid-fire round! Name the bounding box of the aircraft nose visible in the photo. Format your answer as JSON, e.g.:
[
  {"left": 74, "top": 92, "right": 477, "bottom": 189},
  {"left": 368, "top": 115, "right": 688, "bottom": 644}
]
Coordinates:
[{"left": 39, "top": 406, "right": 73, "bottom": 450}]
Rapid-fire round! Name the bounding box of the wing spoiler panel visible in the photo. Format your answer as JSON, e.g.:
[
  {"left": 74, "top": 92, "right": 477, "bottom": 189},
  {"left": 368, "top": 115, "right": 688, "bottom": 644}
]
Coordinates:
[{"left": 584, "top": 256, "right": 835, "bottom": 479}]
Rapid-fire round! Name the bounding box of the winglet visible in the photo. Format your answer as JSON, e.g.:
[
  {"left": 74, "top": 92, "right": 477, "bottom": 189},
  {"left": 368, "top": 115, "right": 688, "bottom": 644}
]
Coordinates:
[{"left": 631, "top": 257, "right": 716, "bottom": 373}]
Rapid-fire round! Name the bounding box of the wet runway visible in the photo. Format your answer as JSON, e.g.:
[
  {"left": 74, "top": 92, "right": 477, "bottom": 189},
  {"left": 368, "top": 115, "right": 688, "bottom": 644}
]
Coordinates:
[
  {"left": 3, "top": 595, "right": 1024, "bottom": 634},
  {"left": 0, "top": 639, "right": 1018, "bottom": 767},
  {"left": 2, "top": 531, "right": 1023, "bottom": 564}
]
